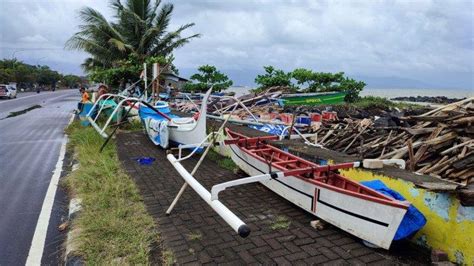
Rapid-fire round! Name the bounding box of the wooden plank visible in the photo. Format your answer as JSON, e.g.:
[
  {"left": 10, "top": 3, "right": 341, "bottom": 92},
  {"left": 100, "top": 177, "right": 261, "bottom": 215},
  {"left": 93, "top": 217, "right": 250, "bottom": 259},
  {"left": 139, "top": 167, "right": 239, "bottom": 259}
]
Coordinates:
[
  {"left": 407, "top": 139, "right": 415, "bottom": 171},
  {"left": 415, "top": 182, "right": 459, "bottom": 191}
]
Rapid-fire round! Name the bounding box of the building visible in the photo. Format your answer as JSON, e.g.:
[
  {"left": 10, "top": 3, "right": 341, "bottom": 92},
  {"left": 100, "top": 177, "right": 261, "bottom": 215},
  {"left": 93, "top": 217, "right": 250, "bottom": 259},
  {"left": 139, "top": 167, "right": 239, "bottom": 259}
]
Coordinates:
[{"left": 161, "top": 72, "right": 189, "bottom": 90}]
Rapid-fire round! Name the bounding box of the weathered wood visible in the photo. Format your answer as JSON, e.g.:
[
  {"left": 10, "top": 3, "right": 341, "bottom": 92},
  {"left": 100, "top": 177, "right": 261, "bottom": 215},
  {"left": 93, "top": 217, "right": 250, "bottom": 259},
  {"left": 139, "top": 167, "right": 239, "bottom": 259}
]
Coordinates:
[
  {"left": 407, "top": 139, "right": 415, "bottom": 171},
  {"left": 403, "top": 127, "right": 438, "bottom": 135},
  {"left": 440, "top": 140, "right": 473, "bottom": 155},
  {"left": 415, "top": 182, "right": 459, "bottom": 191},
  {"left": 452, "top": 116, "right": 474, "bottom": 125}
]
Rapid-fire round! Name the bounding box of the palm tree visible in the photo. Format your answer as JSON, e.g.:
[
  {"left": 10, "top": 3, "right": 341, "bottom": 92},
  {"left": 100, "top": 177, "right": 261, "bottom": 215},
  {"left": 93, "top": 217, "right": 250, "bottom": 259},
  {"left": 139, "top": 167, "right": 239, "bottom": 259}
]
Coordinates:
[{"left": 67, "top": 0, "right": 199, "bottom": 71}]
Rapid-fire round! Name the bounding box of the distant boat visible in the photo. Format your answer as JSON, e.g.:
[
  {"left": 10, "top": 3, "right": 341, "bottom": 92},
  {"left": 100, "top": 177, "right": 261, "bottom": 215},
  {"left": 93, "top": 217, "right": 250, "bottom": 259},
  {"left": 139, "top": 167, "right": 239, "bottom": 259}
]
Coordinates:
[{"left": 279, "top": 91, "right": 346, "bottom": 106}]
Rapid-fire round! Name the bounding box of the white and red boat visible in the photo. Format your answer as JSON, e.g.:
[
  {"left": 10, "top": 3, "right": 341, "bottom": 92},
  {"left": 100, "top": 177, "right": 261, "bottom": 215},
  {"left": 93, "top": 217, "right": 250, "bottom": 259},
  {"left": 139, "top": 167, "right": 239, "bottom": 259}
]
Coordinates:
[
  {"left": 166, "top": 128, "right": 410, "bottom": 250},
  {"left": 223, "top": 129, "right": 409, "bottom": 249}
]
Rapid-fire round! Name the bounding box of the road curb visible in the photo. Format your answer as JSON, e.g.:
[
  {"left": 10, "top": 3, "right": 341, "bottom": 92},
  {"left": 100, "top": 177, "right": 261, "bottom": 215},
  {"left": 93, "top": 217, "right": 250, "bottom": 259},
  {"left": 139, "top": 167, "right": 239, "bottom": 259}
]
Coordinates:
[{"left": 64, "top": 161, "right": 84, "bottom": 266}]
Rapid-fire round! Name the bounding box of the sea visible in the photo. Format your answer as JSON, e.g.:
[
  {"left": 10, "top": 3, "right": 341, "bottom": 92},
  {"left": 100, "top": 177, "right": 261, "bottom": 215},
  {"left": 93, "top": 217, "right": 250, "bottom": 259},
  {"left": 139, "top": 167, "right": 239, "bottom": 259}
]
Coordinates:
[{"left": 227, "top": 86, "right": 473, "bottom": 99}]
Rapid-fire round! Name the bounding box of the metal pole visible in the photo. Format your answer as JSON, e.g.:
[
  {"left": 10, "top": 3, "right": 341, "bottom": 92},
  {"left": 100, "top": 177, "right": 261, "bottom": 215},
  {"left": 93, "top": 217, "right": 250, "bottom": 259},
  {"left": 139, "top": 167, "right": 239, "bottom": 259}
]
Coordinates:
[{"left": 143, "top": 63, "right": 148, "bottom": 100}]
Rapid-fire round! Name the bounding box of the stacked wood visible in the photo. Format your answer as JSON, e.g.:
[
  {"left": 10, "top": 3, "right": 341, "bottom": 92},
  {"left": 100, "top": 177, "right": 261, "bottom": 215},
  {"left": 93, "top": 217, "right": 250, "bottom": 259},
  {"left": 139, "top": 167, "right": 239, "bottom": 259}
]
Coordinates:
[{"left": 312, "top": 97, "right": 474, "bottom": 186}]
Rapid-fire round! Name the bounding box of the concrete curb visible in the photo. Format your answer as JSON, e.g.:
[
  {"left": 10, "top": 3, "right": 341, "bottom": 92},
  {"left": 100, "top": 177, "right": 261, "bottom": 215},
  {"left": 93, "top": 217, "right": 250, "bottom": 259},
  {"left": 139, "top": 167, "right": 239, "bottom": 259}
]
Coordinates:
[{"left": 64, "top": 162, "right": 84, "bottom": 266}]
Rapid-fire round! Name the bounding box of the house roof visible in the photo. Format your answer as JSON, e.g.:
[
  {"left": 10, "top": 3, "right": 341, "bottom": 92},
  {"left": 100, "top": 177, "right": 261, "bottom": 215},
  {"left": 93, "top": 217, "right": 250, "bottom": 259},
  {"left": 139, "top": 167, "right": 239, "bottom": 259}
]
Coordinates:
[{"left": 162, "top": 72, "right": 189, "bottom": 82}]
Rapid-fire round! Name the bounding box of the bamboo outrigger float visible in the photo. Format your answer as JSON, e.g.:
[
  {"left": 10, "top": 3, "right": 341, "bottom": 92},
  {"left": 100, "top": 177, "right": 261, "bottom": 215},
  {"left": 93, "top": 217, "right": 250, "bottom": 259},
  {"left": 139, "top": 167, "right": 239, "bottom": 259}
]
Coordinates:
[{"left": 167, "top": 127, "right": 410, "bottom": 249}]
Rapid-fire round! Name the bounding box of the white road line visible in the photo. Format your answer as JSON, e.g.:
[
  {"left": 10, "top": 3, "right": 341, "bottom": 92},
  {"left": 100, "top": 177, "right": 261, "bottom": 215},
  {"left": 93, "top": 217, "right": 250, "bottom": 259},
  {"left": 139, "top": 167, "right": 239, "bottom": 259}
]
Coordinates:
[
  {"left": 25, "top": 113, "right": 74, "bottom": 265},
  {"left": 0, "top": 94, "right": 43, "bottom": 104},
  {"left": 0, "top": 91, "right": 74, "bottom": 105}
]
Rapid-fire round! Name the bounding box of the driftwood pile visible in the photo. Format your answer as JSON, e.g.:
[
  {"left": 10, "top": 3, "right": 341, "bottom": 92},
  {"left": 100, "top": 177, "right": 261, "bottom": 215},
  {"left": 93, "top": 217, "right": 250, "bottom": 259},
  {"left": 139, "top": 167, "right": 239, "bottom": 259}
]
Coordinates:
[{"left": 314, "top": 98, "right": 474, "bottom": 186}]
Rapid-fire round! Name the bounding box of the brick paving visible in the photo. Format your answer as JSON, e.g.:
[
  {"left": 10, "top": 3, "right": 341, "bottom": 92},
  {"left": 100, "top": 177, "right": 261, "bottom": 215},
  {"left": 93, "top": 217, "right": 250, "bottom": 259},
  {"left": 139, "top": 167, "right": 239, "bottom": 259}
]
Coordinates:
[{"left": 117, "top": 131, "right": 423, "bottom": 265}]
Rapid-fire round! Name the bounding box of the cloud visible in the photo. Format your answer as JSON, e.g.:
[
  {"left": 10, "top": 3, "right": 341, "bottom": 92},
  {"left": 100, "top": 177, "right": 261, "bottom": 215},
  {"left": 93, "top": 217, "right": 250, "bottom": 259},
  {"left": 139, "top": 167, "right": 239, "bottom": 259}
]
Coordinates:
[
  {"left": 18, "top": 34, "right": 49, "bottom": 43},
  {"left": 0, "top": 0, "right": 472, "bottom": 88}
]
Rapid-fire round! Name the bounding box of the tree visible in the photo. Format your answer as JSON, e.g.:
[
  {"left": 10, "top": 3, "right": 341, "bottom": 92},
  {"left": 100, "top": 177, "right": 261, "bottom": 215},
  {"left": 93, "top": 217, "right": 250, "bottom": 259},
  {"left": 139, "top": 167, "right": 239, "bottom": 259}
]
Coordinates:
[
  {"left": 183, "top": 65, "right": 233, "bottom": 92},
  {"left": 62, "top": 75, "right": 83, "bottom": 88},
  {"left": 254, "top": 66, "right": 293, "bottom": 92},
  {"left": 292, "top": 68, "right": 365, "bottom": 102},
  {"left": 66, "top": 0, "right": 199, "bottom": 73},
  {"left": 0, "top": 59, "right": 82, "bottom": 89}
]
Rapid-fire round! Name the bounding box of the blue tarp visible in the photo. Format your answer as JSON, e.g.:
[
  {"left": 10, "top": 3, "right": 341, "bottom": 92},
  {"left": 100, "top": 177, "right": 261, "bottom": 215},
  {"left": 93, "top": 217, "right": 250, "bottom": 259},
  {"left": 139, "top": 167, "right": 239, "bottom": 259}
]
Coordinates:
[
  {"left": 249, "top": 124, "right": 287, "bottom": 136},
  {"left": 361, "top": 180, "right": 427, "bottom": 241}
]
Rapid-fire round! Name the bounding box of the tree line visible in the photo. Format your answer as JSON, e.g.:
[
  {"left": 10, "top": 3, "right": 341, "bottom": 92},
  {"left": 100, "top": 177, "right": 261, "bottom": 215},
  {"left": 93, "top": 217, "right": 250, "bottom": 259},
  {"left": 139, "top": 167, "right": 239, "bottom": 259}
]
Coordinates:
[
  {"left": 184, "top": 65, "right": 365, "bottom": 102},
  {"left": 0, "top": 59, "right": 84, "bottom": 89}
]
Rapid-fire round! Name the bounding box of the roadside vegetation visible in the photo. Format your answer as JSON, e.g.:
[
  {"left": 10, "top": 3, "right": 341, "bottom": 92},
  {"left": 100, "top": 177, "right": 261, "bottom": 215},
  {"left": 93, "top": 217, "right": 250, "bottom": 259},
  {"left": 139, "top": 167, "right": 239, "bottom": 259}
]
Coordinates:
[
  {"left": 207, "top": 149, "right": 238, "bottom": 172},
  {"left": 351, "top": 96, "right": 423, "bottom": 110},
  {"left": 0, "top": 59, "right": 83, "bottom": 89},
  {"left": 64, "top": 121, "right": 155, "bottom": 264}
]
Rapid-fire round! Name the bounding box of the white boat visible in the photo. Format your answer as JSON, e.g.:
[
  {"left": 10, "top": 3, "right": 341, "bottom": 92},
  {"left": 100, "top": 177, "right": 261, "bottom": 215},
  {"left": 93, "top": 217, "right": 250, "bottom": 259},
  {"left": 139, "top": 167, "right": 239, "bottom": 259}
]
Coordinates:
[
  {"left": 142, "top": 89, "right": 211, "bottom": 149},
  {"left": 223, "top": 129, "right": 409, "bottom": 249}
]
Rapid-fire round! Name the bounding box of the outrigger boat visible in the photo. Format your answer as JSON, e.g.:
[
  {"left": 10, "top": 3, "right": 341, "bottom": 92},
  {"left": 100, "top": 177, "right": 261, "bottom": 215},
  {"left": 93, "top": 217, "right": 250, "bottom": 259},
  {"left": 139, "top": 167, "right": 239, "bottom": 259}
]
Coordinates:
[
  {"left": 167, "top": 128, "right": 410, "bottom": 249},
  {"left": 279, "top": 91, "right": 347, "bottom": 106},
  {"left": 141, "top": 89, "right": 211, "bottom": 149}
]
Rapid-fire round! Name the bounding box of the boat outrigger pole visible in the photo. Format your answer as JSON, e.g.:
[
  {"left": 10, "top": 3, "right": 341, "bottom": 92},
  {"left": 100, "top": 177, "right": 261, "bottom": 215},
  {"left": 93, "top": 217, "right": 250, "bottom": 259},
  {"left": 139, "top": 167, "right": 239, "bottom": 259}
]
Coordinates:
[{"left": 167, "top": 153, "right": 251, "bottom": 237}]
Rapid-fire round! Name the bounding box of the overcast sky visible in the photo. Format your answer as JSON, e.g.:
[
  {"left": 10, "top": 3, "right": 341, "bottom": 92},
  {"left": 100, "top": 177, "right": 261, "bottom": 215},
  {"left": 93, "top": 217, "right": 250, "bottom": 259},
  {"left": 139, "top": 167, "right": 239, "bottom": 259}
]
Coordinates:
[{"left": 0, "top": 0, "right": 472, "bottom": 89}]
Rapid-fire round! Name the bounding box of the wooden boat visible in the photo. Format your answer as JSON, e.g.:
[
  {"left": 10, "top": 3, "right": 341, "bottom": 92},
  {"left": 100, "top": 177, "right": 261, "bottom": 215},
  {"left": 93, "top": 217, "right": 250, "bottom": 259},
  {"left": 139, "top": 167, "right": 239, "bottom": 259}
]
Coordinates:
[
  {"left": 279, "top": 91, "right": 346, "bottom": 106},
  {"left": 141, "top": 89, "right": 211, "bottom": 149},
  {"left": 223, "top": 129, "right": 409, "bottom": 249}
]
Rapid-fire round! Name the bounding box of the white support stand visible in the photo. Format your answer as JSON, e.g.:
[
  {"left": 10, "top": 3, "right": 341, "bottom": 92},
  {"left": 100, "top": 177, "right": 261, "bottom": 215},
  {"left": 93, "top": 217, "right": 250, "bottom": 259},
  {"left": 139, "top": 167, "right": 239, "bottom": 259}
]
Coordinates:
[
  {"left": 210, "top": 172, "right": 284, "bottom": 201},
  {"left": 167, "top": 154, "right": 251, "bottom": 237},
  {"left": 86, "top": 94, "right": 143, "bottom": 138}
]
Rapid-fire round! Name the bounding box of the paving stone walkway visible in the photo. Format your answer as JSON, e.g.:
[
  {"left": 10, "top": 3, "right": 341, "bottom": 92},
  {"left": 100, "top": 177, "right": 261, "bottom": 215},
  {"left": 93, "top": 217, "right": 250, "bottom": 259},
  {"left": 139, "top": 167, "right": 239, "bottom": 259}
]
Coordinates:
[{"left": 117, "top": 131, "right": 424, "bottom": 265}]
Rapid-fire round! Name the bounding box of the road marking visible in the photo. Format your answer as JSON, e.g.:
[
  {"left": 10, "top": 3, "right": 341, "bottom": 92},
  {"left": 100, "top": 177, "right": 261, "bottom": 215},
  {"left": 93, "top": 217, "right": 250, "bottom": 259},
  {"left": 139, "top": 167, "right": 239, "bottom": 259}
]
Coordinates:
[
  {"left": 25, "top": 113, "right": 74, "bottom": 265},
  {"left": 0, "top": 93, "right": 42, "bottom": 104},
  {"left": 0, "top": 91, "right": 74, "bottom": 105}
]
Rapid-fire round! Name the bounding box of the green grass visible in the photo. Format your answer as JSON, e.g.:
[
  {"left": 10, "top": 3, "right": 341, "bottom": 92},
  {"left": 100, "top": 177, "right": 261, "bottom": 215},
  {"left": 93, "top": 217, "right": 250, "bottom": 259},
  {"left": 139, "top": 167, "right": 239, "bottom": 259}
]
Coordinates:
[
  {"left": 64, "top": 121, "right": 156, "bottom": 264},
  {"left": 207, "top": 149, "right": 238, "bottom": 172},
  {"left": 187, "top": 232, "right": 202, "bottom": 241},
  {"left": 162, "top": 250, "right": 176, "bottom": 265},
  {"left": 120, "top": 118, "right": 143, "bottom": 131},
  {"left": 271, "top": 216, "right": 291, "bottom": 230},
  {"left": 352, "top": 96, "right": 422, "bottom": 109}
]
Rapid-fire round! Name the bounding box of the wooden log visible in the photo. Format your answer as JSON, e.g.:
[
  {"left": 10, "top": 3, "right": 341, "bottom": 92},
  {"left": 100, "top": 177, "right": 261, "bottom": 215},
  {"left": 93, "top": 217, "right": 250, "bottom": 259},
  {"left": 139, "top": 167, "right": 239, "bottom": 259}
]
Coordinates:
[
  {"left": 407, "top": 139, "right": 415, "bottom": 171},
  {"left": 415, "top": 182, "right": 459, "bottom": 191},
  {"left": 440, "top": 140, "right": 473, "bottom": 155},
  {"left": 452, "top": 116, "right": 474, "bottom": 125},
  {"left": 423, "top": 156, "right": 450, "bottom": 174},
  {"left": 343, "top": 125, "right": 369, "bottom": 153},
  {"left": 380, "top": 130, "right": 393, "bottom": 157},
  {"left": 403, "top": 127, "right": 438, "bottom": 135}
]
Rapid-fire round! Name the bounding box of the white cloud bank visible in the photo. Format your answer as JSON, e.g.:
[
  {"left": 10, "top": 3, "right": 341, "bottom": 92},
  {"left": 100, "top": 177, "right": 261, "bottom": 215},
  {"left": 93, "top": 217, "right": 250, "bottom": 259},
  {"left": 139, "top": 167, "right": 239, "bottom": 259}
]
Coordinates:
[{"left": 0, "top": 0, "right": 472, "bottom": 88}]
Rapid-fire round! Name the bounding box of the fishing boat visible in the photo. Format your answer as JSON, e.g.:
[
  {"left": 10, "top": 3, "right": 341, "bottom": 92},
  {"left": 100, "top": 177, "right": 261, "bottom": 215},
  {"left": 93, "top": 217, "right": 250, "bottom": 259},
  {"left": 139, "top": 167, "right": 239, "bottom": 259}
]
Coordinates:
[
  {"left": 223, "top": 129, "right": 409, "bottom": 249},
  {"left": 141, "top": 89, "right": 211, "bottom": 149},
  {"left": 279, "top": 91, "right": 346, "bottom": 106}
]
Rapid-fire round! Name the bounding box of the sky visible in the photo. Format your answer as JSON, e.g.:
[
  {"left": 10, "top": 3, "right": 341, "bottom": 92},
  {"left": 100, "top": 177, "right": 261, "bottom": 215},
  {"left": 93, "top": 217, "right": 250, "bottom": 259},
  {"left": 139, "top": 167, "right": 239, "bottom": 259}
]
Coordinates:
[{"left": 0, "top": 0, "right": 473, "bottom": 89}]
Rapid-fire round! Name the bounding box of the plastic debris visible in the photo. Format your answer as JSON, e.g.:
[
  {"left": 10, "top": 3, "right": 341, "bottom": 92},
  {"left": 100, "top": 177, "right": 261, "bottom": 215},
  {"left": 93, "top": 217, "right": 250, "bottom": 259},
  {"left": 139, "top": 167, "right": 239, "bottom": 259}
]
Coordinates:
[{"left": 136, "top": 157, "right": 156, "bottom": 165}]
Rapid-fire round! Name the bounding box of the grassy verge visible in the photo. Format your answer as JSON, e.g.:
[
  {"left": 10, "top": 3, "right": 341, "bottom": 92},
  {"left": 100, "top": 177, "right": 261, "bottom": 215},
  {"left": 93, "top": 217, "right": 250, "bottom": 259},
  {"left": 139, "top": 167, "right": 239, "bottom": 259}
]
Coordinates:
[
  {"left": 352, "top": 96, "right": 423, "bottom": 109},
  {"left": 207, "top": 149, "right": 238, "bottom": 172},
  {"left": 64, "top": 121, "right": 155, "bottom": 264}
]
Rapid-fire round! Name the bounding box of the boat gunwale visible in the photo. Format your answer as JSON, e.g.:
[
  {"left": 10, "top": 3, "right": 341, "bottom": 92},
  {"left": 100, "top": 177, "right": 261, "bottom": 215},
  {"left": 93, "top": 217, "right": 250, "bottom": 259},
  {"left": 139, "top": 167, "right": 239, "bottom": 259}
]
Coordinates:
[{"left": 225, "top": 128, "right": 409, "bottom": 210}]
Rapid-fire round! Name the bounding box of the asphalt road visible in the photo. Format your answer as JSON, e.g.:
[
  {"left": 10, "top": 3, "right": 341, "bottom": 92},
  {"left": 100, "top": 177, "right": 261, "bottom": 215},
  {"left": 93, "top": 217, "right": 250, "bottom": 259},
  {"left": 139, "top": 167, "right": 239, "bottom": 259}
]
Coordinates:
[{"left": 0, "top": 90, "right": 78, "bottom": 265}]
